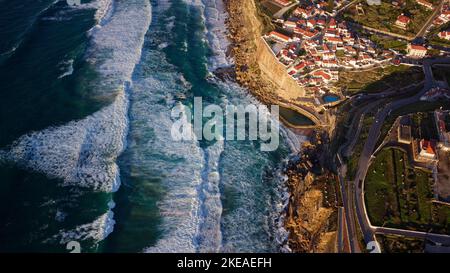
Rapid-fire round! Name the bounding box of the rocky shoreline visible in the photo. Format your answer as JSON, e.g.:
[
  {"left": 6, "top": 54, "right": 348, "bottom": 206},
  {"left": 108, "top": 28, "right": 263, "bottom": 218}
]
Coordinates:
[
  {"left": 223, "top": 0, "right": 279, "bottom": 105},
  {"left": 223, "top": 0, "right": 338, "bottom": 252}
]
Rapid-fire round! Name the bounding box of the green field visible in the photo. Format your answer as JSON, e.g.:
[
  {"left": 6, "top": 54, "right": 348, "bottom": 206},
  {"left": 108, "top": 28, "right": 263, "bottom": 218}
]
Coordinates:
[
  {"left": 427, "top": 22, "right": 450, "bottom": 47},
  {"left": 346, "top": 114, "right": 375, "bottom": 180},
  {"left": 411, "top": 112, "right": 439, "bottom": 140},
  {"left": 343, "top": 0, "right": 433, "bottom": 37},
  {"left": 434, "top": 204, "right": 450, "bottom": 233},
  {"left": 369, "top": 34, "right": 407, "bottom": 52},
  {"left": 376, "top": 234, "right": 425, "bottom": 253},
  {"left": 337, "top": 65, "right": 424, "bottom": 95},
  {"left": 365, "top": 148, "right": 435, "bottom": 230}
]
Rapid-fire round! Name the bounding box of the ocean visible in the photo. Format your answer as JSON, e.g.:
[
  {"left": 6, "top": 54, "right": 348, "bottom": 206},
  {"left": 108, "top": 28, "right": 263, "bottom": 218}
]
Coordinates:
[{"left": 0, "top": 0, "right": 302, "bottom": 253}]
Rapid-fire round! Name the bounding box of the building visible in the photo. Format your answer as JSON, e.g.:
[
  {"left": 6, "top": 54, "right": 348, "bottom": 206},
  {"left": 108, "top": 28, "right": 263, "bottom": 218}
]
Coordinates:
[
  {"left": 325, "top": 36, "right": 344, "bottom": 45},
  {"left": 268, "top": 31, "right": 292, "bottom": 43},
  {"left": 293, "top": 7, "right": 308, "bottom": 18},
  {"left": 439, "top": 10, "right": 450, "bottom": 23},
  {"left": 407, "top": 43, "right": 427, "bottom": 58},
  {"left": 416, "top": 0, "right": 433, "bottom": 10},
  {"left": 283, "top": 20, "right": 297, "bottom": 30},
  {"left": 395, "top": 14, "right": 411, "bottom": 29},
  {"left": 274, "top": 0, "right": 291, "bottom": 7},
  {"left": 419, "top": 139, "right": 437, "bottom": 160},
  {"left": 421, "top": 87, "right": 450, "bottom": 101},
  {"left": 435, "top": 110, "right": 450, "bottom": 151},
  {"left": 329, "top": 18, "right": 337, "bottom": 29},
  {"left": 438, "top": 30, "right": 450, "bottom": 40},
  {"left": 311, "top": 70, "right": 334, "bottom": 83},
  {"left": 294, "top": 27, "right": 317, "bottom": 39},
  {"left": 398, "top": 124, "right": 412, "bottom": 144}
]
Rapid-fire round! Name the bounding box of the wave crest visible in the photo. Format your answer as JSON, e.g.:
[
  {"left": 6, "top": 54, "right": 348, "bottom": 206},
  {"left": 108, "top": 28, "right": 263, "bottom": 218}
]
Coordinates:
[{"left": 1, "top": 0, "right": 152, "bottom": 192}]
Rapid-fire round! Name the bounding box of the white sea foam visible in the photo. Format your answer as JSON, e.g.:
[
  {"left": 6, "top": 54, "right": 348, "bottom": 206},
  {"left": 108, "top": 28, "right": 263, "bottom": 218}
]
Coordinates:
[
  {"left": 157, "top": 42, "right": 169, "bottom": 50},
  {"left": 58, "top": 59, "right": 74, "bottom": 79},
  {"left": 134, "top": 77, "right": 204, "bottom": 253},
  {"left": 178, "top": 0, "right": 234, "bottom": 252},
  {"left": 280, "top": 126, "right": 307, "bottom": 154},
  {"left": 66, "top": 0, "right": 114, "bottom": 22},
  {"left": 51, "top": 209, "right": 115, "bottom": 244},
  {"left": 200, "top": 0, "right": 233, "bottom": 70},
  {"left": 183, "top": 0, "right": 232, "bottom": 70},
  {"left": 0, "top": 46, "right": 18, "bottom": 56},
  {"left": 131, "top": 10, "right": 205, "bottom": 253},
  {"left": 5, "top": 92, "right": 127, "bottom": 192},
  {"left": 124, "top": 0, "right": 296, "bottom": 253},
  {"left": 195, "top": 140, "right": 224, "bottom": 252},
  {"left": 1, "top": 0, "right": 152, "bottom": 192},
  {"left": 180, "top": 0, "right": 299, "bottom": 252},
  {"left": 44, "top": 0, "right": 113, "bottom": 22}
]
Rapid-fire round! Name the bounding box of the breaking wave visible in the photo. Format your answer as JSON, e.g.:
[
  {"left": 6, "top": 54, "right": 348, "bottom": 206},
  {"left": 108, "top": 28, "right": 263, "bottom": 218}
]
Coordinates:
[
  {"left": 1, "top": 0, "right": 152, "bottom": 192},
  {"left": 142, "top": 0, "right": 296, "bottom": 253},
  {"left": 134, "top": 0, "right": 205, "bottom": 253},
  {"left": 183, "top": 0, "right": 232, "bottom": 70},
  {"left": 50, "top": 202, "right": 116, "bottom": 244},
  {"left": 195, "top": 140, "right": 224, "bottom": 252},
  {"left": 58, "top": 59, "right": 74, "bottom": 79}
]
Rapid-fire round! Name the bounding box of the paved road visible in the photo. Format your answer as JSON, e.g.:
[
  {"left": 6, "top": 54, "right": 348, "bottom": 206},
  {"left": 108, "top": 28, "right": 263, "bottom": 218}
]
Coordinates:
[
  {"left": 352, "top": 57, "right": 450, "bottom": 248},
  {"left": 374, "top": 227, "right": 450, "bottom": 245},
  {"left": 347, "top": 22, "right": 413, "bottom": 41},
  {"left": 335, "top": 0, "right": 360, "bottom": 16},
  {"left": 337, "top": 166, "right": 361, "bottom": 252},
  {"left": 416, "top": 0, "right": 445, "bottom": 39},
  {"left": 273, "top": 1, "right": 299, "bottom": 19},
  {"left": 335, "top": 82, "right": 424, "bottom": 252}
]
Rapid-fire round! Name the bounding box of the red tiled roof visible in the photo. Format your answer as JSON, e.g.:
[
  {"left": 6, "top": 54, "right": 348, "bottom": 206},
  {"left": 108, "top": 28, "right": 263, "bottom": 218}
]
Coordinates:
[
  {"left": 269, "top": 31, "right": 291, "bottom": 41},
  {"left": 274, "top": 0, "right": 291, "bottom": 6},
  {"left": 397, "top": 15, "right": 411, "bottom": 24},
  {"left": 294, "top": 62, "right": 306, "bottom": 70},
  {"left": 421, "top": 139, "right": 437, "bottom": 155},
  {"left": 410, "top": 44, "right": 427, "bottom": 51},
  {"left": 312, "top": 70, "right": 331, "bottom": 80},
  {"left": 325, "top": 37, "right": 343, "bottom": 43}
]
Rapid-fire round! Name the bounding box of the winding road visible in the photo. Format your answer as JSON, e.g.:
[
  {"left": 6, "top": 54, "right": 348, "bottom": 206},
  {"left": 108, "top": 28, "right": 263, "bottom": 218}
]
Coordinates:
[{"left": 338, "top": 57, "right": 450, "bottom": 252}]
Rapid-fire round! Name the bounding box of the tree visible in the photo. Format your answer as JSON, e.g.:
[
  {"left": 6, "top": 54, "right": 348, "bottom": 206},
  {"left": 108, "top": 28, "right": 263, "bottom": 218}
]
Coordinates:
[{"left": 326, "top": 0, "right": 335, "bottom": 13}]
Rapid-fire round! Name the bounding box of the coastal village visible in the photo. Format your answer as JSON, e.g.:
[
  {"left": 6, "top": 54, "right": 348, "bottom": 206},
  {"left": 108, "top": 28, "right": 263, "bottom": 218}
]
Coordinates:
[
  {"left": 260, "top": 0, "right": 450, "bottom": 104},
  {"left": 228, "top": 0, "right": 450, "bottom": 252}
]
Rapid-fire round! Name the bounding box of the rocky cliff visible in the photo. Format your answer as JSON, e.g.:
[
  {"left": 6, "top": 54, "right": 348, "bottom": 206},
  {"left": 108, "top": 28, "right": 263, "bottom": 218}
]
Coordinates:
[
  {"left": 224, "top": 0, "right": 305, "bottom": 104},
  {"left": 283, "top": 138, "right": 338, "bottom": 253},
  {"left": 255, "top": 38, "right": 306, "bottom": 100},
  {"left": 225, "top": 0, "right": 337, "bottom": 253}
]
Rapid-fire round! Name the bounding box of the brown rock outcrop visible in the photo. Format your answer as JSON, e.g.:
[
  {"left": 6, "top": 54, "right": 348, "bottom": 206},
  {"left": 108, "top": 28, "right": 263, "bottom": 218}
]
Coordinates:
[{"left": 224, "top": 0, "right": 305, "bottom": 105}]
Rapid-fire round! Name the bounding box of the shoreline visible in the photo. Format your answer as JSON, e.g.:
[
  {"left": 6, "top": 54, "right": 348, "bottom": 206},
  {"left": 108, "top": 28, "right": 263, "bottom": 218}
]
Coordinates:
[{"left": 223, "top": 0, "right": 338, "bottom": 252}]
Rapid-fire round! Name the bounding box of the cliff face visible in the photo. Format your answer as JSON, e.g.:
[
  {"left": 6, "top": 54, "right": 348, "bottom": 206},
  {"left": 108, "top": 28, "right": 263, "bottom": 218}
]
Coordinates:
[
  {"left": 255, "top": 38, "right": 306, "bottom": 100},
  {"left": 225, "top": 0, "right": 337, "bottom": 253},
  {"left": 225, "top": 0, "right": 305, "bottom": 104},
  {"left": 285, "top": 170, "right": 336, "bottom": 253}
]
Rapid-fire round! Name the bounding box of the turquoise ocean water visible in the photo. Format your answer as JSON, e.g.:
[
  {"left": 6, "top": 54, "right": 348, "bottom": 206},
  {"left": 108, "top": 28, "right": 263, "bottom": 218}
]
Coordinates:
[{"left": 0, "top": 0, "right": 301, "bottom": 253}]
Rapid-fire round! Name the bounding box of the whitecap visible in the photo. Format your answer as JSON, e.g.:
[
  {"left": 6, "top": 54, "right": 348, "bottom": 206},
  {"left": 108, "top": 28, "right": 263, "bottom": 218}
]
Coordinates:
[
  {"left": 1, "top": 0, "right": 152, "bottom": 192},
  {"left": 51, "top": 209, "right": 115, "bottom": 244},
  {"left": 58, "top": 59, "right": 74, "bottom": 79}
]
